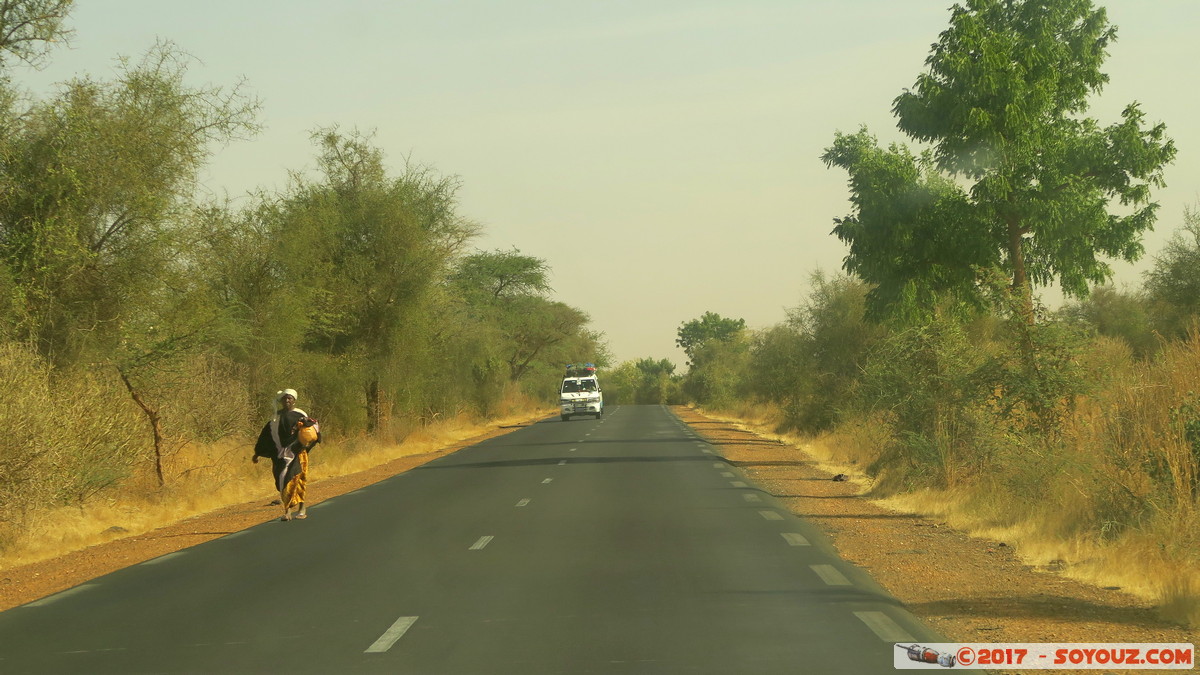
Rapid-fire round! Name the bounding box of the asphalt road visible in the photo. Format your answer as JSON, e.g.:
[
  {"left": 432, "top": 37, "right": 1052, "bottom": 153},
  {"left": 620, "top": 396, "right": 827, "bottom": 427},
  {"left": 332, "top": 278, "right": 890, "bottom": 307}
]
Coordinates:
[{"left": 0, "top": 404, "right": 957, "bottom": 674}]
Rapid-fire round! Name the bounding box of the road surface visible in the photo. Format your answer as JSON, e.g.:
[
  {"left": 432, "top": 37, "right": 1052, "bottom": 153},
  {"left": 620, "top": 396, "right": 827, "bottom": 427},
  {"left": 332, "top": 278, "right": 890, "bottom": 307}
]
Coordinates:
[{"left": 0, "top": 404, "right": 956, "bottom": 674}]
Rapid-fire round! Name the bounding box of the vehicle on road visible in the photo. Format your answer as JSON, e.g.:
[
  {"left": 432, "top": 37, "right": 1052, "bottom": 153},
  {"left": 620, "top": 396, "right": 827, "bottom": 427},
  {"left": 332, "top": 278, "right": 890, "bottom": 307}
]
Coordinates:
[{"left": 560, "top": 363, "right": 603, "bottom": 421}]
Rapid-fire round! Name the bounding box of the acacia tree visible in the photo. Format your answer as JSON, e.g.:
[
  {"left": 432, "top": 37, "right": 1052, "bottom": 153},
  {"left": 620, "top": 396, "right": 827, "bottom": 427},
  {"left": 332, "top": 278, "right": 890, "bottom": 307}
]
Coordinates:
[
  {"left": 449, "top": 249, "right": 600, "bottom": 385},
  {"left": 0, "top": 0, "right": 72, "bottom": 68},
  {"left": 270, "top": 128, "right": 476, "bottom": 431},
  {"left": 823, "top": 0, "right": 1175, "bottom": 327},
  {"left": 451, "top": 248, "right": 551, "bottom": 301}
]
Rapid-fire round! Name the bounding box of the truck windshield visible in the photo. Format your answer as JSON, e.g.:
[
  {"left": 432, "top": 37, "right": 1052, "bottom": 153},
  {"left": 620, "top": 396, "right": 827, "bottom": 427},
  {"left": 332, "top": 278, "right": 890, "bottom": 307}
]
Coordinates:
[
  {"left": 580, "top": 380, "right": 597, "bottom": 391},
  {"left": 562, "top": 381, "right": 581, "bottom": 393}
]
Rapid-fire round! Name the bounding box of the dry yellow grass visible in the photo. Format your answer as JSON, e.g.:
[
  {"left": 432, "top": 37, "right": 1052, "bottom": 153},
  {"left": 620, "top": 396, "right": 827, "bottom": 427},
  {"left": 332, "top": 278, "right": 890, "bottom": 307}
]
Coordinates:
[
  {"left": 693, "top": 401, "right": 1200, "bottom": 627},
  {"left": 0, "top": 407, "right": 553, "bottom": 573}
]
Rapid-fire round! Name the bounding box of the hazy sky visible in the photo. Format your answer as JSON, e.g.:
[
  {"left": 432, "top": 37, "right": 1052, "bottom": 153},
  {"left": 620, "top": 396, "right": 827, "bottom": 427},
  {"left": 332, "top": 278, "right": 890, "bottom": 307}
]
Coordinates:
[{"left": 14, "top": 1, "right": 1200, "bottom": 366}]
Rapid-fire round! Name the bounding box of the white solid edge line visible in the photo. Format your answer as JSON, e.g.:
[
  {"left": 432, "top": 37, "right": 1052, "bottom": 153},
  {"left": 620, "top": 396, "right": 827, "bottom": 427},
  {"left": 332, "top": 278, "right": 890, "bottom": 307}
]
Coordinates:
[
  {"left": 26, "top": 584, "right": 99, "bottom": 607},
  {"left": 781, "top": 532, "right": 811, "bottom": 546},
  {"left": 469, "top": 535, "right": 494, "bottom": 550},
  {"left": 810, "top": 564, "right": 852, "bottom": 586},
  {"left": 364, "top": 615, "right": 419, "bottom": 653},
  {"left": 853, "top": 611, "right": 915, "bottom": 643},
  {"left": 141, "top": 551, "right": 186, "bottom": 565}
]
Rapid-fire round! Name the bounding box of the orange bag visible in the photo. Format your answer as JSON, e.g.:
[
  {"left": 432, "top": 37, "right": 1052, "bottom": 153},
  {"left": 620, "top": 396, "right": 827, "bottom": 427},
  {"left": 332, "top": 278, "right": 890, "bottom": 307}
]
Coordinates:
[{"left": 296, "top": 418, "right": 320, "bottom": 447}]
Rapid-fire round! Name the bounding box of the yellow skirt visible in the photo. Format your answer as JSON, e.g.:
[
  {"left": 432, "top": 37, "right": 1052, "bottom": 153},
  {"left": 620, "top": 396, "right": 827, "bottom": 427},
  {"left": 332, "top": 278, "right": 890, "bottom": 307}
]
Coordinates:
[{"left": 282, "top": 451, "right": 308, "bottom": 510}]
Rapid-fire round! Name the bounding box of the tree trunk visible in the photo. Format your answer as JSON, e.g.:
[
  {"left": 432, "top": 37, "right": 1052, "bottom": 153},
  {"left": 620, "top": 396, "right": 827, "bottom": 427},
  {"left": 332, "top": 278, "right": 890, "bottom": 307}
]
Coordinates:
[
  {"left": 366, "top": 377, "right": 380, "bottom": 433},
  {"left": 118, "top": 367, "right": 166, "bottom": 486},
  {"left": 1006, "top": 216, "right": 1053, "bottom": 430},
  {"left": 1006, "top": 217, "right": 1035, "bottom": 327}
]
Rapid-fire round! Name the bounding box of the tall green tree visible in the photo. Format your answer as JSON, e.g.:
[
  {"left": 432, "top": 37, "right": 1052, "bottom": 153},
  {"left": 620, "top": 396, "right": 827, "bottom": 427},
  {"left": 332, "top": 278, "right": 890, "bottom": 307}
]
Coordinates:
[
  {"left": 823, "top": 0, "right": 1175, "bottom": 326},
  {"left": 676, "top": 311, "right": 745, "bottom": 366}
]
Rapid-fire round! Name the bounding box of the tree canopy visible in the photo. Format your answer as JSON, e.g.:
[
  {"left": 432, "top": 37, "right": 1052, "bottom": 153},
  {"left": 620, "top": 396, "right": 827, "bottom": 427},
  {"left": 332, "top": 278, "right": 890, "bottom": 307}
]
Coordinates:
[
  {"left": 675, "top": 311, "right": 746, "bottom": 365},
  {"left": 823, "top": 0, "right": 1175, "bottom": 323}
]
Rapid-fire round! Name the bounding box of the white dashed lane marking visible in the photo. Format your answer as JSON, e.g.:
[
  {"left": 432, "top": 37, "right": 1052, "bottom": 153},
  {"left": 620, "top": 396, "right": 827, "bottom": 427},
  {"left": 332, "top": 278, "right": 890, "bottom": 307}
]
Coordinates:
[
  {"left": 469, "top": 536, "right": 494, "bottom": 550},
  {"left": 810, "top": 564, "right": 851, "bottom": 586},
  {"left": 854, "top": 611, "right": 915, "bottom": 642},
  {"left": 730, "top": 481, "right": 748, "bottom": 488},
  {"left": 758, "top": 510, "right": 784, "bottom": 521},
  {"left": 743, "top": 494, "right": 762, "bottom": 503},
  {"left": 515, "top": 498, "right": 531, "bottom": 507},
  {"left": 542, "top": 478, "right": 553, "bottom": 484},
  {"left": 720, "top": 472, "right": 735, "bottom": 478},
  {"left": 781, "top": 533, "right": 811, "bottom": 546},
  {"left": 364, "top": 616, "right": 419, "bottom": 653}
]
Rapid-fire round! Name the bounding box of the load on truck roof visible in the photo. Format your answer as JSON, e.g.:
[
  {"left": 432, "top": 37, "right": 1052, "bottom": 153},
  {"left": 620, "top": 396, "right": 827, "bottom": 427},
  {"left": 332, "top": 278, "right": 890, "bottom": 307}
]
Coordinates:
[{"left": 564, "top": 363, "right": 597, "bottom": 379}]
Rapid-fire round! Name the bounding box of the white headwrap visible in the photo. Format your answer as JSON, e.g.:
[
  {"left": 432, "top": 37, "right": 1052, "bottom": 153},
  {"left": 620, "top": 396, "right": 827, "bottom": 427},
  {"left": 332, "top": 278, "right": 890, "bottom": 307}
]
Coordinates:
[{"left": 275, "top": 388, "right": 298, "bottom": 406}]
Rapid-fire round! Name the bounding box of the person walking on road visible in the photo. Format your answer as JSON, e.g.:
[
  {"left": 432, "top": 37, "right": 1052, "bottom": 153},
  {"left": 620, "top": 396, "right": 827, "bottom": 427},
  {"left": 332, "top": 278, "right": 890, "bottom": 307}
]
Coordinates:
[{"left": 252, "top": 388, "right": 320, "bottom": 521}]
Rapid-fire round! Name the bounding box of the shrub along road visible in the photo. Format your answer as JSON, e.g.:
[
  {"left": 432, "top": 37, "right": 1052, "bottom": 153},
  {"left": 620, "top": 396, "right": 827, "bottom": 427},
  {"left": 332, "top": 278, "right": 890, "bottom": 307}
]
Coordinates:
[{"left": 0, "top": 404, "right": 953, "bottom": 674}]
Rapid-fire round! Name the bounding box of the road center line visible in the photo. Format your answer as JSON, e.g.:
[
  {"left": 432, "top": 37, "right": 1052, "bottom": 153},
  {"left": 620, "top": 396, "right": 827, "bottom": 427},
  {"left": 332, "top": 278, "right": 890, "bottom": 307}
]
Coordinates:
[
  {"left": 811, "top": 564, "right": 852, "bottom": 586},
  {"left": 542, "top": 478, "right": 553, "bottom": 484},
  {"left": 781, "top": 532, "right": 811, "bottom": 546},
  {"left": 758, "top": 510, "right": 784, "bottom": 521},
  {"left": 558, "top": 460, "right": 568, "bottom": 465},
  {"left": 364, "top": 615, "right": 419, "bottom": 653},
  {"left": 743, "top": 493, "right": 762, "bottom": 503},
  {"left": 730, "top": 481, "right": 748, "bottom": 488},
  {"left": 720, "top": 472, "right": 735, "bottom": 478},
  {"left": 712, "top": 463, "right": 725, "bottom": 468},
  {"left": 515, "top": 498, "right": 531, "bottom": 507},
  {"left": 469, "top": 536, "right": 494, "bottom": 550},
  {"left": 853, "top": 611, "right": 915, "bottom": 642}
]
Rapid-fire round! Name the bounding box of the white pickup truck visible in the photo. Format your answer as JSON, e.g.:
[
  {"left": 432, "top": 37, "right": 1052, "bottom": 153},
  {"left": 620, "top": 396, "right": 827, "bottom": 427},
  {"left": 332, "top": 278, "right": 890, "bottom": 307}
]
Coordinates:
[{"left": 560, "top": 363, "right": 603, "bottom": 421}]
